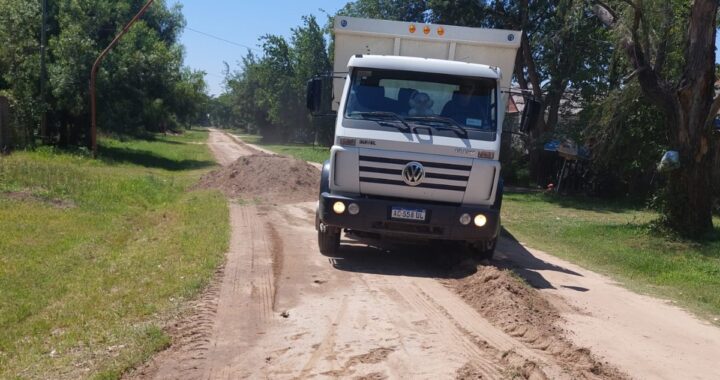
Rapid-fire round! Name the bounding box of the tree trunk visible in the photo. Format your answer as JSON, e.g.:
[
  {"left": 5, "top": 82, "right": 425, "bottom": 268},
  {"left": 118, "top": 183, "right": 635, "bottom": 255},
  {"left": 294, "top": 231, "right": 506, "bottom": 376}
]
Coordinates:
[
  {"left": 664, "top": 86, "right": 717, "bottom": 236},
  {"left": 665, "top": 119, "right": 715, "bottom": 236},
  {"left": 661, "top": 0, "right": 718, "bottom": 237},
  {"left": 713, "top": 142, "right": 720, "bottom": 213}
]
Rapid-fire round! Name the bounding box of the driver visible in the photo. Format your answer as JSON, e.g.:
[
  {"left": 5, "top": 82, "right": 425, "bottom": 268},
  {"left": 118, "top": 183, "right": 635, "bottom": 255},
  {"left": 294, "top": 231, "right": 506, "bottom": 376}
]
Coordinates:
[{"left": 441, "top": 82, "right": 490, "bottom": 128}]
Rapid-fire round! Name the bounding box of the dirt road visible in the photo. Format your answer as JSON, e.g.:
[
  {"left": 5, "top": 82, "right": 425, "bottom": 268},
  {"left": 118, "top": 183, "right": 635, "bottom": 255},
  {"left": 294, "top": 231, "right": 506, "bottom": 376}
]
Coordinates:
[{"left": 132, "top": 129, "right": 720, "bottom": 379}]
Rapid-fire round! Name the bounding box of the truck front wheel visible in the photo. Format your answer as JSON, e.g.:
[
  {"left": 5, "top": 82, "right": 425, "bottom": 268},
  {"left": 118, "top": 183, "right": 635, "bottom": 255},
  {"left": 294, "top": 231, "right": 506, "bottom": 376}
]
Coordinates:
[
  {"left": 471, "top": 238, "right": 496, "bottom": 261},
  {"left": 318, "top": 222, "right": 341, "bottom": 256}
]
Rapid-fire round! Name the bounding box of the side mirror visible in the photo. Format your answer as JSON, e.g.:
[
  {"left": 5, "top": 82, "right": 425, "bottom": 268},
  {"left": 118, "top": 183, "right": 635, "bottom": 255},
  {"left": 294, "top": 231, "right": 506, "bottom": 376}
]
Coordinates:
[
  {"left": 520, "top": 99, "right": 542, "bottom": 133},
  {"left": 306, "top": 77, "right": 323, "bottom": 113}
]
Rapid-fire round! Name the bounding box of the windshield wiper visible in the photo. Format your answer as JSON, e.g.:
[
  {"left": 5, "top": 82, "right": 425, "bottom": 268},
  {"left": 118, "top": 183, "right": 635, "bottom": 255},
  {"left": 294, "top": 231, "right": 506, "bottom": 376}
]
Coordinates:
[
  {"left": 404, "top": 116, "right": 468, "bottom": 138},
  {"left": 351, "top": 111, "right": 411, "bottom": 132}
]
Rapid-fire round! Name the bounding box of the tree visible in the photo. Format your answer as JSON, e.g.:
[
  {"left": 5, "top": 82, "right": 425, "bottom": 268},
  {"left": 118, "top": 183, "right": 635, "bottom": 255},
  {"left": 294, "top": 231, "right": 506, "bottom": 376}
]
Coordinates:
[
  {"left": 219, "top": 15, "right": 332, "bottom": 144},
  {"left": 591, "top": 0, "right": 718, "bottom": 237},
  {"left": 338, "top": 0, "right": 428, "bottom": 22},
  {"left": 0, "top": 0, "right": 42, "bottom": 145},
  {"left": 429, "top": 0, "right": 614, "bottom": 185},
  {"left": 290, "top": 15, "right": 332, "bottom": 144},
  {"left": 0, "top": 0, "right": 206, "bottom": 148}
]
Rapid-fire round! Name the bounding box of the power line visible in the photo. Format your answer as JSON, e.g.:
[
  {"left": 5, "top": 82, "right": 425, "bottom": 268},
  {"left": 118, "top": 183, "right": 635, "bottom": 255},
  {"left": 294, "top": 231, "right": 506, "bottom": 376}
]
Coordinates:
[{"left": 185, "top": 26, "right": 259, "bottom": 52}]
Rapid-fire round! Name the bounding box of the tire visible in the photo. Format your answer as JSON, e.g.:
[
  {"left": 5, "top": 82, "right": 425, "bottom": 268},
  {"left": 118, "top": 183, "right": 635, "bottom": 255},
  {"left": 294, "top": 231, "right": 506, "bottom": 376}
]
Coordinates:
[
  {"left": 471, "top": 237, "right": 496, "bottom": 261},
  {"left": 318, "top": 223, "right": 340, "bottom": 256}
]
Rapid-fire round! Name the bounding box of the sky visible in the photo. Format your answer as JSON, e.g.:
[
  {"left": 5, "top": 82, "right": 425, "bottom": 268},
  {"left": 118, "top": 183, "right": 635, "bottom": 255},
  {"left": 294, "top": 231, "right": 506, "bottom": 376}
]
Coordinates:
[{"left": 176, "top": 0, "right": 349, "bottom": 96}]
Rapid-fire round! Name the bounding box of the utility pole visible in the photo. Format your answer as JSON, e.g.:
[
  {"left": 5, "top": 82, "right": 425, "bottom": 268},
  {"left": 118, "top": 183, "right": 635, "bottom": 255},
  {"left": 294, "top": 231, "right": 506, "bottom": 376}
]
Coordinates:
[
  {"left": 89, "top": 0, "right": 155, "bottom": 158},
  {"left": 40, "top": 0, "right": 48, "bottom": 144}
]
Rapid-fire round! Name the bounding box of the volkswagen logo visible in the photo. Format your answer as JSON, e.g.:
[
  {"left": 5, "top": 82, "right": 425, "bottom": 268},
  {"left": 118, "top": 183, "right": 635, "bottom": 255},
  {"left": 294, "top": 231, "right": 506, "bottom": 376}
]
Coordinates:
[{"left": 402, "top": 162, "right": 425, "bottom": 186}]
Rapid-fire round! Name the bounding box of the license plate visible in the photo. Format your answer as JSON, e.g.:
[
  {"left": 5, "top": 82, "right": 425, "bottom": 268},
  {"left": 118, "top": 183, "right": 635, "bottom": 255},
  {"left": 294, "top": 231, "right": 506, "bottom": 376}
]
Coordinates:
[{"left": 390, "top": 207, "right": 426, "bottom": 221}]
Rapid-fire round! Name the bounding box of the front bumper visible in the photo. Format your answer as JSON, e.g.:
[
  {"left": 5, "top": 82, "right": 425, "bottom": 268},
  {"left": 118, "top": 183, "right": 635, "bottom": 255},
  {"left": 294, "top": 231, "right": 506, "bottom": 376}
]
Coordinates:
[{"left": 318, "top": 192, "right": 500, "bottom": 242}]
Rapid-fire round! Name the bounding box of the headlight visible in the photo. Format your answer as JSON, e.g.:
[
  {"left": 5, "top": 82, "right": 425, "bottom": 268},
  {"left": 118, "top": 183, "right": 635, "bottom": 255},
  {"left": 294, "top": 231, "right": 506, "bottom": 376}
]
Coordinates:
[
  {"left": 474, "top": 214, "right": 487, "bottom": 227},
  {"left": 333, "top": 201, "right": 346, "bottom": 214},
  {"left": 348, "top": 203, "right": 360, "bottom": 215},
  {"left": 459, "top": 213, "right": 472, "bottom": 225}
]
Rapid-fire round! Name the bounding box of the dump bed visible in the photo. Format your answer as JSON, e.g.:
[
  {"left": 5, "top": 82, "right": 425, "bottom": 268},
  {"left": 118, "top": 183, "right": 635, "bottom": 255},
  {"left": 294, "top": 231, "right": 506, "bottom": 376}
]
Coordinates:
[{"left": 332, "top": 17, "right": 521, "bottom": 110}]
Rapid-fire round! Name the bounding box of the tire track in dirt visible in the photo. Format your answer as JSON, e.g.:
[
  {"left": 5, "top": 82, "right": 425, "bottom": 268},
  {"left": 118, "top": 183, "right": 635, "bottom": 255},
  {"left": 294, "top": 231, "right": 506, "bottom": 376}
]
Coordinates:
[
  {"left": 298, "top": 296, "right": 349, "bottom": 378},
  {"left": 377, "top": 282, "right": 502, "bottom": 377},
  {"left": 129, "top": 130, "right": 279, "bottom": 380},
  {"left": 266, "top": 222, "right": 284, "bottom": 311},
  {"left": 131, "top": 203, "right": 278, "bottom": 380}
]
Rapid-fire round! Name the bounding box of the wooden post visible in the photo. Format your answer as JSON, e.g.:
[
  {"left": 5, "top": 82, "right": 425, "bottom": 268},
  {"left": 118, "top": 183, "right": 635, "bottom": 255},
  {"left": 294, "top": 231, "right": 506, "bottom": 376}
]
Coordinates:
[{"left": 0, "top": 96, "right": 10, "bottom": 153}]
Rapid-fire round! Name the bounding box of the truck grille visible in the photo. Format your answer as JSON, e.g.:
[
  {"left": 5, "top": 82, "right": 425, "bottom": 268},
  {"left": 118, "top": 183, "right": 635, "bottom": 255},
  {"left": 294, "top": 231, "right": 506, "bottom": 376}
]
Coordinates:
[{"left": 358, "top": 154, "right": 471, "bottom": 193}]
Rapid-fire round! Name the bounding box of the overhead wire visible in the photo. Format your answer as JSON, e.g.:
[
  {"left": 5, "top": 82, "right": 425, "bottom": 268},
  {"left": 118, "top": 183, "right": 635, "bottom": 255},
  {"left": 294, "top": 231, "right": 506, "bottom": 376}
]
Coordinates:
[{"left": 185, "top": 26, "right": 259, "bottom": 52}]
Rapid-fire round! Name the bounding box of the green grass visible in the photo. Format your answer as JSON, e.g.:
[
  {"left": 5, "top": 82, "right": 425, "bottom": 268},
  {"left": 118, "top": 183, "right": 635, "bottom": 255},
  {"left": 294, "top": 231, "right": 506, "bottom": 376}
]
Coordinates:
[
  {"left": 233, "top": 134, "right": 330, "bottom": 164},
  {"left": 502, "top": 192, "right": 720, "bottom": 322},
  {"left": 0, "top": 129, "right": 229, "bottom": 379}
]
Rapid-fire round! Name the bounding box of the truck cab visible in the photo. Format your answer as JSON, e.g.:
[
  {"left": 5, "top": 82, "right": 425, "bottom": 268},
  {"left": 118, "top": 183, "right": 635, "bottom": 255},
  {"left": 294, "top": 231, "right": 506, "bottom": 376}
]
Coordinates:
[{"left": 309, "top": 17, "right": 523, "bottom": 258}]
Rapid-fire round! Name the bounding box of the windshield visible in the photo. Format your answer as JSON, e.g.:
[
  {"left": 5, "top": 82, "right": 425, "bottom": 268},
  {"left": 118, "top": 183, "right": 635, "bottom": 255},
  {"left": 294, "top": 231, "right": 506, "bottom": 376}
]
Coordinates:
[{"left": 344, "top": 67, "right": 497, "bottom": 132}]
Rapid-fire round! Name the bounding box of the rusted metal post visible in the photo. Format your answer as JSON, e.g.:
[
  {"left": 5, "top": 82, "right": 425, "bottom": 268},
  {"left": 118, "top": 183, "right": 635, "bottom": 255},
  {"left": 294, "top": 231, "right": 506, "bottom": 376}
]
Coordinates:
[{"left": 89, "top": 0, "right": 155, "bottom": 158}]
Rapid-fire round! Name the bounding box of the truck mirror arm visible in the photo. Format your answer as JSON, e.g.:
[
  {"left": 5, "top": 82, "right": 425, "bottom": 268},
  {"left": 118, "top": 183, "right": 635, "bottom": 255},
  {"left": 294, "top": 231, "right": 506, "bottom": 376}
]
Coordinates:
[{"left": 500, "top": 89, "right": 542, "bottom": 135}]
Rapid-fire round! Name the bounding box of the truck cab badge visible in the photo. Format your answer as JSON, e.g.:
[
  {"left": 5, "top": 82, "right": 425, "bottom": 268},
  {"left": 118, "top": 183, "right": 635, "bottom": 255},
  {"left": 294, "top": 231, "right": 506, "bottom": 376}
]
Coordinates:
[{"left": 402, "top": 162, "right": 425, "bottom": 186}]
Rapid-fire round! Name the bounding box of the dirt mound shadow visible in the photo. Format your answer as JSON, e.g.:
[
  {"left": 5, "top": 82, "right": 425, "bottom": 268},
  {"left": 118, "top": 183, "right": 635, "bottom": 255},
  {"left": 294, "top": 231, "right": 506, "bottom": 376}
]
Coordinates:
[{"left": 197, "top": 153, "right": 320, "bottom": 204}]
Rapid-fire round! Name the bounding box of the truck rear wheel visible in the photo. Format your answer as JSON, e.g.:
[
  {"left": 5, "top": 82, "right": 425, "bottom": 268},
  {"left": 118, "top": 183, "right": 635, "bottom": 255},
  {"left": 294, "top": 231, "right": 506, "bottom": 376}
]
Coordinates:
[
  {"left": 471, "top": 238, "right": 496, "bottom": 261},
  {"left": 318, "top": 223, "right": 340, "bottom": 256}
]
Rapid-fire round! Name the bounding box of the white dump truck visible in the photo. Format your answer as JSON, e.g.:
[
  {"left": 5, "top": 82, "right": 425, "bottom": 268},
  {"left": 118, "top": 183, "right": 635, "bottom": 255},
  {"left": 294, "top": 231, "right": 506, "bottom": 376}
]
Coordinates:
[{"left": 307, "top": 17, "right": 534, "bottom": 258}]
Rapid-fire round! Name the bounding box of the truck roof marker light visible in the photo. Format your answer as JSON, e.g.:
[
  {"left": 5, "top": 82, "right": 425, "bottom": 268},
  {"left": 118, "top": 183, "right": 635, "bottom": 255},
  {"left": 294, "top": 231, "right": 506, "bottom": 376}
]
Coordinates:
[
  {"left": 423, "top": 25, "right": 431, "bottom": 35},
  {"left": 409, "top": 24, "right": 416, "bottom": 33},
  {"left": 437, "top": 27, "right": 445, "bottom": 36}
]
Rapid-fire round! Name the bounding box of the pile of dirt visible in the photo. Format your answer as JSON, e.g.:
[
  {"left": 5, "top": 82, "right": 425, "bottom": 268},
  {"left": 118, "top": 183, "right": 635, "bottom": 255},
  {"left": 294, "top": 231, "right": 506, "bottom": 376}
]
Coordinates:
[
  {"left": 196, "top": 153, "right": 320, "bottom": 204},
  {"left": 449, "top": 266, "right": 627, "bottom": 380}
]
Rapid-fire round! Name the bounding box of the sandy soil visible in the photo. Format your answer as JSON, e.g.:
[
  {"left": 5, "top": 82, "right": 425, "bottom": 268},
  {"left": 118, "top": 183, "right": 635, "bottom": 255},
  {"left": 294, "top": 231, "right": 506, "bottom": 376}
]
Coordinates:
[
  {"left": 205, "top": 129, "right": 258, "bottom": 166},
  {"left": 196, "top": 153, "right": 319, "bottom": 204},
  {"left": 129, "top": 130, "right": 720, "bottom": 380},
  {"left": 494, "top": 237, "right": 720, "bottom": 380}
]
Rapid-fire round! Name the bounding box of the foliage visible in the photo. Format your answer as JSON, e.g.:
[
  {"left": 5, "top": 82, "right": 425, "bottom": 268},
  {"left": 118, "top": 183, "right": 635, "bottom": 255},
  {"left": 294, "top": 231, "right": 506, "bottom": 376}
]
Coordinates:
[
  {"left": 337, "top": 0, "right": 428, "bottom": 22},
  {"left": 0, "top": 0, "right": 42, "bottom": 145},
  {"left": 0, "top": 0, "right": 209, "bottom": 148},
  {"left": 582, "top": 83, "right": 668, "bottom": 197},
  {"left": 216, "top": 15, "right": 331, "bottom": 144}
]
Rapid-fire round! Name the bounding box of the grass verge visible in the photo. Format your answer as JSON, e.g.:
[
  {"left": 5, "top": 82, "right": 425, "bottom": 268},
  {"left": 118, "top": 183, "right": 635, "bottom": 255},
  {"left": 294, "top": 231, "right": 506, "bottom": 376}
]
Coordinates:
[
  {"left": 233, "top": 134, "right": 330, "bottom": 164},
  {"left": 502, "top": 192, "right": 720, "bottom": 322},
  {"left": 0, "top": 129, "right": 229, "bottom": 379}
]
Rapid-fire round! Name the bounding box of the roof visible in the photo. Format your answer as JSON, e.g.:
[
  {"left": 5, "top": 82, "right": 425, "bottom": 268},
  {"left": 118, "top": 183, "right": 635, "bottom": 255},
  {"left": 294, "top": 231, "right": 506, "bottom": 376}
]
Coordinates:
[{"left": 347, "top": 55, "right": 501, "bottom": 80}]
